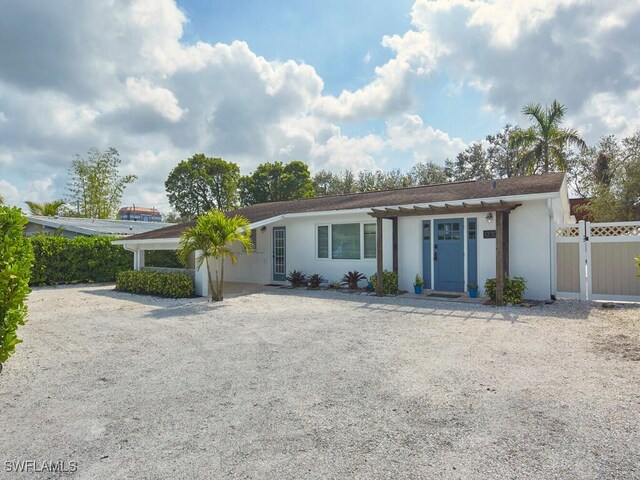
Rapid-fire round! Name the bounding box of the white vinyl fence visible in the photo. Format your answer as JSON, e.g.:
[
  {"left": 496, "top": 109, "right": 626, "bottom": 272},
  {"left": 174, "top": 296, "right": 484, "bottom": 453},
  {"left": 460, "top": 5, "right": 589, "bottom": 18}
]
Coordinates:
[{"left": 555, "top": 221, "right": 640, "bottom": 302}]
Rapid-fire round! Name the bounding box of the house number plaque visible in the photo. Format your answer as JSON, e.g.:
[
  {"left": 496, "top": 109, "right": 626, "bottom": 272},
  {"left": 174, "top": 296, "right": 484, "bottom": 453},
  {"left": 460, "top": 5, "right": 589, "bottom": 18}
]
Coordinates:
[{"left": 483, "top": 230, "right": 497, "bottom": 239}]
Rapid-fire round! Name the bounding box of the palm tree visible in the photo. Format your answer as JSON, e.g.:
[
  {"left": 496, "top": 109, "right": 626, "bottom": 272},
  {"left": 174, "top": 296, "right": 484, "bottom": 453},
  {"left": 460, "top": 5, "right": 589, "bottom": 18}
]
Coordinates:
[
  {"left": 511, "top": 100, "right": 586, "bottom": 173},
  {"left": 25, "top": 200, "right": 65, "bottom": 216},
  {"left": 177, "top": 209, "right": 252, "bottom": 301}
]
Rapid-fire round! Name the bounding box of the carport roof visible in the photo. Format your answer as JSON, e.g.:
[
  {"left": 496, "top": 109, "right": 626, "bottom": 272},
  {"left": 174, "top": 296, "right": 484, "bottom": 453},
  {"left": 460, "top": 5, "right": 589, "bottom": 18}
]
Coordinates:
[{"left": 122, "top": 172, "right": 565, "bottom": 241}]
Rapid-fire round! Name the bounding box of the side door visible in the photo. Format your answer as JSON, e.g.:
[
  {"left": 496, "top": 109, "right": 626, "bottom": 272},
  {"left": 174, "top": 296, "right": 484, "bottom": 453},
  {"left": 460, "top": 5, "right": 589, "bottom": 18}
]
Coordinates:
[{"left": 272, "top": 227, "right": 286, "bottom": 281}]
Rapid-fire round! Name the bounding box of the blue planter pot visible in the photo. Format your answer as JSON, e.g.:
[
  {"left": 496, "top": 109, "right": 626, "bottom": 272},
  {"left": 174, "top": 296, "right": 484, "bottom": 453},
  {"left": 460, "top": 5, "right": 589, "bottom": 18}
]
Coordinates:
[
  {"left": 414, "top": 285, "right": 423, "bottom": 294},
  {"left": 468, "top": 288, "right": 478, "bottom": 298}
]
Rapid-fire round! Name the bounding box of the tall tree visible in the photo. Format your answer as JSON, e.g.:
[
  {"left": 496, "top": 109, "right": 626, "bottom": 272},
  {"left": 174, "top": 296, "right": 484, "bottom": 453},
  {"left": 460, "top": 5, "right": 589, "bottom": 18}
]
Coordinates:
[
  {"left": 486, "top": 124, "right": 523, "bottom": 178},
  {"left": 165, "top": 154, "right": 240, "bottom": 218},
  {"left": 409, "top": 161, "right": 447, "bottom": 185},
  {"left": 66, "top": 147, "right": 136, "bottom": 219},
  {"left": 25, "top": 200, "right": 65, "bottom": 216},
  {"left": 587, "top": 130, "right": 640, "bottom": 222},
  {"left": 510, "top": 100, "right": 586, "bottom": 174},
  {"left": 239, "top": 161, "right": 315, "bottom": 206},
  {"left": 567, "top": 135, "right": 620, "bottom": 198},
  {"left": 445, "top": 143, "right": 491, "bottom": 182},
  {"left": 177, "top": 210, "right": 252, "bottom": 301},
  {"left": 313, "top": 170, "right": 337, "bottom": 196}
]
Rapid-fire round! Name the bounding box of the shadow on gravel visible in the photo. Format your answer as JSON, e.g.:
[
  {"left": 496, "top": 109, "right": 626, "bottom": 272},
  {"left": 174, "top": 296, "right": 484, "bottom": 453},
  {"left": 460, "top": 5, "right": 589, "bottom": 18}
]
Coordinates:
[
  {"left": 80, "top": 287, "right": 230, "bottom": 320},
  {"left": 80, "top": 286, "right": 201, "bottom": 305},
  {"left": 257, "top": 287, "right": 599, "bottom": 324}
]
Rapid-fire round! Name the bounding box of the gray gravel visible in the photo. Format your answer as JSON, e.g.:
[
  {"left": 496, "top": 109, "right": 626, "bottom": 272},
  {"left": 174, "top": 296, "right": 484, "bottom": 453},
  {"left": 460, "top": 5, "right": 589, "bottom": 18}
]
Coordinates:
[{"left": 1, "top": 284, "right": 639, "bottom": 479}]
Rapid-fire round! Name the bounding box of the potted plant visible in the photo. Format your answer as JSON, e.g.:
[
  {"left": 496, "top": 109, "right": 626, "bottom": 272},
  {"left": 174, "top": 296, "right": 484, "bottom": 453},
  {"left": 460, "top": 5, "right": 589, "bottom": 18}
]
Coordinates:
[
  {"left": 414, "top": 274, "right": 424, "bottom": 294},
  {"left": 468, "top": 281, "right": 478, "bottom": 298}
]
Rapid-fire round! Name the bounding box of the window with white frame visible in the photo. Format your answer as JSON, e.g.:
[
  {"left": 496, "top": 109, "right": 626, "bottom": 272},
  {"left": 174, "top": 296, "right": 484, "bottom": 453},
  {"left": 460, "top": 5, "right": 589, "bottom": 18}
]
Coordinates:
[
  {"left": 317, "top": 225, "right": 329, "bottom": 258},
  {"left": 316, "top": 223, "right": 377, "bottom": 260},
  {"left": 363, "top": 223, "right": 376, "bottom": 258}
]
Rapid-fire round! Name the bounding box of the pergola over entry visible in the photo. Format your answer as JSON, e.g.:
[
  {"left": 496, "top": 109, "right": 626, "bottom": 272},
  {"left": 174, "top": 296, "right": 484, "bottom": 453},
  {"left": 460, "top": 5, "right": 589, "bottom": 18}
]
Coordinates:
[{"left": 368, "top": 201, "right": 522, "bottom": 304}]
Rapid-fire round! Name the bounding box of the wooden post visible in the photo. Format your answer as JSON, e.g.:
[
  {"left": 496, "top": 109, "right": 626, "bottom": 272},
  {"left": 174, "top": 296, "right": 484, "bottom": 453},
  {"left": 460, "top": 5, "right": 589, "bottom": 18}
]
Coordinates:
[
  {"left": 503, "top": 212, "right": 509, "bottom": 277},
  {"left": 496, "top": 211, "right": 504, "bottom": 305},
  {"left": 376, "top": 216, "right": 383, "bottom": 296},
  {"left": 392, "top": 216, "right": 399, "bottom": 274}
]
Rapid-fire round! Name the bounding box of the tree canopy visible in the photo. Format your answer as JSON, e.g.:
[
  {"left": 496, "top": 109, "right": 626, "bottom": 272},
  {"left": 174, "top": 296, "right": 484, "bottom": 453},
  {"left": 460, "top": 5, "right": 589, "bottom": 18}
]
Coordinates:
[
  {"left": 312, "top": 162, "right": 446, "bottom": 197},
  {"left": 239, "top": 161, "right": 314, "bottom": 205},
  {"left": 576, "top": 130, "right": 640, "bottom": 222},
  {"left": 511, "top": 100, "right": 586, "bottom": 174},
  {"left": 165, "top": 154, "right": 240, "bottom": 217},
  {"left": 25, "top": 200, "right": 65, "bottom": 216},
  {"left": 66, "top": 147, "right": 136, "bottom": 219}
]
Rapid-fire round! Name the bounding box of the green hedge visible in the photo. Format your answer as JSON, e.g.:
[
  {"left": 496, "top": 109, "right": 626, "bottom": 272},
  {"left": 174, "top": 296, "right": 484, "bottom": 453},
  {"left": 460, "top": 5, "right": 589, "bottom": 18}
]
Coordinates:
[
  {"left": 1, "top": 206, "right": 34, "bottom": 365},
  {"left": 484, "top": 276, "right": 527, "bottom": 304},
  {"left": 115, "top": 270, "right": 195, "bottom": 298},
  {"left": 144, "top": 250, "right": 184, "bottom": 268},
  {"left": 29, "top": 235, "right": 132, "bottom": 285},
  {"left": 369, "top": 270, "right": 399, "bottom": 294}
]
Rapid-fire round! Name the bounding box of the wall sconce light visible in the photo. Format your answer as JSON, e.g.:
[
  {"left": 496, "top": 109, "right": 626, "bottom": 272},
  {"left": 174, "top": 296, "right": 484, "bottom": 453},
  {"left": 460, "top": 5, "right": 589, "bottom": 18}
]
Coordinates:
[
  {"left": 261, "top": 226, "right": 267, "bottom": 231},
  {"left": 486, "top": 212, "right": 493, "bottom": 223}
]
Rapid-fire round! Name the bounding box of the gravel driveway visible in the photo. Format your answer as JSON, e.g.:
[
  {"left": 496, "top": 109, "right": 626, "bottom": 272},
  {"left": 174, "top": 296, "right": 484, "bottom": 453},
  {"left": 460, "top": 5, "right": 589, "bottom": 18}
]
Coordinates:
[{"left": 1, "top": 284, "right": 639, "bottom": 479}]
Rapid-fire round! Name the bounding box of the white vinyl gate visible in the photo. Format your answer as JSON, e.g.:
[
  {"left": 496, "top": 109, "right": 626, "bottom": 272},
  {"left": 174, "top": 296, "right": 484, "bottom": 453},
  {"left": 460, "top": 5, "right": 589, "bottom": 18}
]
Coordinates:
[{"left": 555, "top": 221, "right": 640, "bottom": 301}]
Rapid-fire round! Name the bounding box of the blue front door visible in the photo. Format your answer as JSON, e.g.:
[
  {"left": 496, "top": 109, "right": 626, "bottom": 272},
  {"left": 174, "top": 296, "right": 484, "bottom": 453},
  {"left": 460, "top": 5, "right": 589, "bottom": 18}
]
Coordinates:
[{"left": 434, "top": 219, "right": 464, "bottom": 292}]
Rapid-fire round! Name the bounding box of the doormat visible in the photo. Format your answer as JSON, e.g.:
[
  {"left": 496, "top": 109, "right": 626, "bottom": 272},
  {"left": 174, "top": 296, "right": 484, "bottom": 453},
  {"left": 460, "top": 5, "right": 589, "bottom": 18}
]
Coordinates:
[
  {"left": 264, "top": 283, "right": 283, "bottom": 287},
  {"left": 427, "top": 293, "right": 461, "bottom": 299}
]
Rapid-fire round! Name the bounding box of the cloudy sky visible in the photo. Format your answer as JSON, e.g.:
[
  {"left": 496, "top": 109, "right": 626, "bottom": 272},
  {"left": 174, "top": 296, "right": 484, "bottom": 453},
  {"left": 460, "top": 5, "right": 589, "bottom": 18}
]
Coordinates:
[{"left": 1, "top": 0, "right": 639, "bottom": 212}]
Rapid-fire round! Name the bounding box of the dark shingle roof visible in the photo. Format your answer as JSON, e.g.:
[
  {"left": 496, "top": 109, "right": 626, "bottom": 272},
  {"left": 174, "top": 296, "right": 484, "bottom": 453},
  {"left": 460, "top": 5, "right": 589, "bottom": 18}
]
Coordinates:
[{"left": 123, "top": 172, "right": 565, "bottom": 241}]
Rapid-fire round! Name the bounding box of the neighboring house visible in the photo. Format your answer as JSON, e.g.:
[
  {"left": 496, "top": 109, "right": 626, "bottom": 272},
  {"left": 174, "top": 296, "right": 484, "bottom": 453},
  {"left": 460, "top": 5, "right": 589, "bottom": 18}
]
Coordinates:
[
  {"left": 118, "top": 206, "right": 163, "bottom": 222},
  {"left": 25, "top": 216, "right": 176, "bottom": 239},
  {"left": 114, "top": 173, "right": 573, "bottom": 300}
]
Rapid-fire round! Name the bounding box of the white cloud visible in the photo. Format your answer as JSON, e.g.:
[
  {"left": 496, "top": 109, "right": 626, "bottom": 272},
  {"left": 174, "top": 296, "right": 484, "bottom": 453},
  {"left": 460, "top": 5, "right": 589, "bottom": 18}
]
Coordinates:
[
  {"left": 0, "top": 152, "right": 12, "bottom": 166},
  {"left": 314, "top": 58, "right": 415, "bottom": 121},
  {"left": 0, "top": 179, "right": 20, "bottom": 206},
  {"left": 1, "top": 0, "right": 637, "bottom": 210},
  {"left": 386, "top": 114, "right": 466, "bottom": 163},
  {"left": 400, "top": 0, "right": 640, "bottom": 139},
  {"left": 126, "top": 77, "right": 187, "bottom": 122}
]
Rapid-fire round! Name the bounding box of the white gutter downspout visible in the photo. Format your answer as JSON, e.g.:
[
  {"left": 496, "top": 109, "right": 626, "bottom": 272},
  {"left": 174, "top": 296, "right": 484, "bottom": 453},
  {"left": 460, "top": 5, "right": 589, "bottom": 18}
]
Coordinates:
[
  {"left": 122, "top": 244, "right": 139, "bottom": 270},
  {"left": 548, "top": 198, "right": 556, "bottom": 300}
]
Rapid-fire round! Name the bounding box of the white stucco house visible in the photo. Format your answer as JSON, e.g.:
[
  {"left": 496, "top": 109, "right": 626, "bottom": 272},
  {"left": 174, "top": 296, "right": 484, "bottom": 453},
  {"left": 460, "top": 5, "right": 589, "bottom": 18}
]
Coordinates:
[{"left": 114, "top": 173, "right": 572, "bottom": 301}]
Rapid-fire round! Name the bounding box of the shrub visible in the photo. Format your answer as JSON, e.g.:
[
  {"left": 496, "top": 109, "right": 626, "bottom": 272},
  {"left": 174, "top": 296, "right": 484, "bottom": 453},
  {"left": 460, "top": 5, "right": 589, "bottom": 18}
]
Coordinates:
[
  {"left": 308, "top": 273, "right": 324, "bottom": 289},
  {"left": 116, "top": 270, "right": 194, "bottom": 298},
  {"left": 328, "top": 280, "right": 342, "bottom": 289},
  {"left": 145, "top": 250, "right": 184, "bottom": 268},
  {"left": 286, "top": 270, "right": 307, "bottom": 287},
  {"left": 484, "top": 276, "right": 527, "bottom": 304},
  {"left": 414, "top": 274, "right": 424, "bottom": 287},
  {"left": 342, "top": 271, "right": 367, "bottom": 290},
  {"left": 0, "top": 206, "right": 34, "bottom": 368},
  {"left": 29, "top": 235, "right": 132, "bottom": 285},
  {"left": 369, "top": 270, "right": 399, "bottom": 294}
]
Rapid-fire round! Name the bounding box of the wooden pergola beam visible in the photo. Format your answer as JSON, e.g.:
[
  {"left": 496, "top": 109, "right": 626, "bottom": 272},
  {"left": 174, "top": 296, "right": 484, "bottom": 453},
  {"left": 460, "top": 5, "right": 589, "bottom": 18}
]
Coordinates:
[{"left": 368, "top": 202, "right": 521, "bottom": 218}]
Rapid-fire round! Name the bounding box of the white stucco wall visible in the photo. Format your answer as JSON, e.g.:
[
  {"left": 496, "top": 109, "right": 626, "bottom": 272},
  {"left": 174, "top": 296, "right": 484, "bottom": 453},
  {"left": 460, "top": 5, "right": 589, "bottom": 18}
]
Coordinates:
[
  {"left": 508, "top": 200, "right": 552, "bottom": 300},
  {"left": 222, "top": 198, "right": 559, "bottom": 300},
  {"left": 398, "top": 200, "right": 553, "bottom": 299},
  {"left": 223, "top": 212, "right": 393, "bottom": 286}
]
